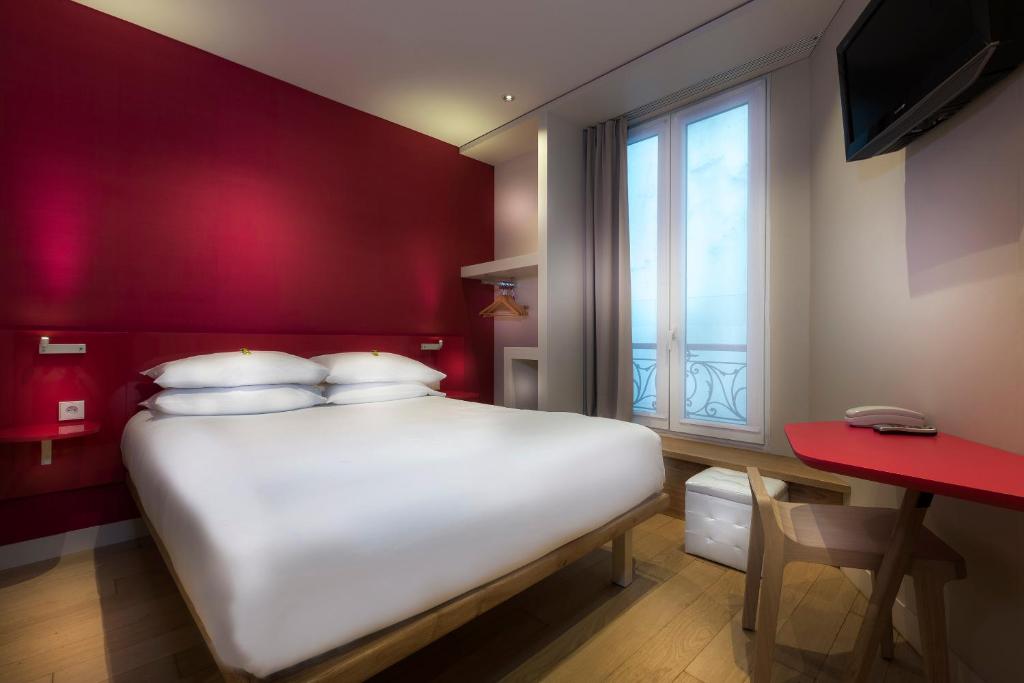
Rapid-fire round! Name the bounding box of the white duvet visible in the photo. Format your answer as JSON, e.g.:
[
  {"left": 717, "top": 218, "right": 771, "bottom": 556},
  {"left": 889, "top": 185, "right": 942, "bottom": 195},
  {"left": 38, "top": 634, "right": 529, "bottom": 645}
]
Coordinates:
[{"left": 122, "top": 397, "right": 665, "bottom": 676}]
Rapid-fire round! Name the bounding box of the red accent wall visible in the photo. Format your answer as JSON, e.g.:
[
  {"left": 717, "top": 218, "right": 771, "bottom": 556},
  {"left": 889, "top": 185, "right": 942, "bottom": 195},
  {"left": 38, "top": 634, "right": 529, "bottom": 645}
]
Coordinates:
[{"left": 0, "top": 1, "right": 494, "bottom": 545}]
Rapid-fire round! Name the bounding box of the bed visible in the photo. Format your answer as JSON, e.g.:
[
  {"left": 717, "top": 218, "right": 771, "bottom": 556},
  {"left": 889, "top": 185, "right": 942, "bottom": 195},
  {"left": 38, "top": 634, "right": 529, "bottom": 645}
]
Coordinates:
[{"left": 122, "top": 396, "right": 667, "bottom": 681}]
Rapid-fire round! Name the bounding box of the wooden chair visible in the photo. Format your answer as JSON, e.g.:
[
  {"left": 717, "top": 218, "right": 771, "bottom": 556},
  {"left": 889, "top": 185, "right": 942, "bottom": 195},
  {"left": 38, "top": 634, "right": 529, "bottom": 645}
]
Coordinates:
[{"left": 742, "top": 467, "right": 965, "bottom": 683}]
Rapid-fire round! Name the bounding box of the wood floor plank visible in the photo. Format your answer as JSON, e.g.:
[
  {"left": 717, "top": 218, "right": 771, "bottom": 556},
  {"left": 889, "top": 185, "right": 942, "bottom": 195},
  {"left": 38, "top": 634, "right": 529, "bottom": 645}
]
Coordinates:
[
  {"left": 497, "top": 570, "right": 659, "bottom": 683},
  {"left": 19, "top": 675, "right": 54, "bottom": 683},
  {"left": 851, "top": 592, "right": 868, "bottom": 617},
  {"left": 818, "top": 586, "right": 924, "bottom": 683},
  {"left": 881, "top": 637, "right": 926, "bottom": 683},
  {"left": 538, "top": 557, "right": 725, "bottom": 682},
  {"left": 51, "top": 624, "right": 203, "bottom": 683},
  {"left": 817, "top": 610, "right": 888, "bottom": 683},
  {"left": 674, "top": 672, "right": 706, "bottom": 683},
  {"left": 0, "top": 540, "right": 154, "bottom": 590},
  {"left": 604, "top": 574, "right": 740, "bottom": 682},
  {"left": 431, "top": 606, "right": 548, "bottom": 683},
  {"left": 770, "top": 661, "right": 815, "bottom": 682},
  {"left": 0, "top": 544, "right": 166, "bottom": 640},
  {"left": 633, "top": 526, "right": 681, "bottom": 562},
  {"left": 98, "top": 652, "right": 184, "bottom": 683},
  {"left": 685, "top": 562, "right": 824, "bottom": 683},
  {"left": 0, "top": 571, "right": 118, "bottom": 622},
  {"left": 771, "top": 565, "right": 860, "bottom": 677},
  {"left": 650, "top": 516, "right": 686, "bottom": 544},
  {"left": 172, "top": 644, "right": 219, "bottom": 680},
  {"left": 371, "top": 599, "right": 545, "bottom": 683},
  {"left": 637, "top": 535, "right": 694, "bottom": 583},
  {"left": 687, "top": 613, "right": 761, "bottom": 682},
  {"left": 113, "top": 569, "right": 180, "bottom": 602},
  {"left": 0, "top": 513, "right": 924, "bottom": 683},
  {"left": 0, "top": 592, "right": 192, "bottom": 667},
  {"left": 515, "top": 549, "right": 614, "bottom": 626},
  {"left": 637, "top": 514, "right": 676, "bottom": 535}
]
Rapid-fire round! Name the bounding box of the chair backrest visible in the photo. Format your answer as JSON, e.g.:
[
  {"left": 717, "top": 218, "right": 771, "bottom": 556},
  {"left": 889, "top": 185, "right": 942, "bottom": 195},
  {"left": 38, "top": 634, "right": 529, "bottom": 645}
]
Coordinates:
[{"left": 747, "top": 466, "right": 784, "bottom": 537}]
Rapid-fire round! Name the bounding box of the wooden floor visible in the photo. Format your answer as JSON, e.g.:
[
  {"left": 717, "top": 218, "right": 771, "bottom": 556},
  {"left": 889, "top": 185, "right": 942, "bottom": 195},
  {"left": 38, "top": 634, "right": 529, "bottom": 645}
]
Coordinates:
[{"left": 0, "top": 514, "right": 925, "bottom": 683}]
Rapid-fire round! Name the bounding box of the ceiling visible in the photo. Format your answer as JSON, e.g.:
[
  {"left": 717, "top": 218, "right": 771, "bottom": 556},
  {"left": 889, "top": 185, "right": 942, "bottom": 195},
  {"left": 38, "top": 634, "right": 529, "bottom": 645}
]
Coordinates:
[
  {"left": 72, "top": 0, "right": 757, "bottom": 146},
  {"left": 464, "top": 0, "right": 840, "bottom": 163}
]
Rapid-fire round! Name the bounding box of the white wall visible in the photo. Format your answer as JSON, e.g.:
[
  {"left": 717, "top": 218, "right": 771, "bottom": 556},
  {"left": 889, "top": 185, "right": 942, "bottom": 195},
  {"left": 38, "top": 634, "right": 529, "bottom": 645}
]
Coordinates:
[
  {"left": 765, "top": 61, "right": 812, "bottom": 456},
  {"left": 809, "top": 1, "right": 1024, "bottom": 680},
  {"left": 495, "top": 151, "right": 538, "bottom": 259},
  {"left": 493, "top": 151, "right": 538, "bottom": 404},
  {"left": 538, "top": 111, "right": 586, "bottom": 413}
]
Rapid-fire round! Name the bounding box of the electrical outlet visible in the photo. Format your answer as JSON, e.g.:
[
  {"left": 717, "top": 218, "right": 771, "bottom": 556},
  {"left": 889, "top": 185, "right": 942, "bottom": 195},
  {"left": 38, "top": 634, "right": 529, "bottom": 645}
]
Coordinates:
[{"left": 58, "top": 400, "right": 85, "bottom": 422}]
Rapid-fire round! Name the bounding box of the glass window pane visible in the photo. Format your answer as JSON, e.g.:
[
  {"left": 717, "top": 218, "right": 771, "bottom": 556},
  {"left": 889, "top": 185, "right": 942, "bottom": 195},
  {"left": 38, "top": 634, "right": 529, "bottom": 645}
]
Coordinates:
[
  {"left": 627, "top": 135, "right": 659, "bottom": 413},
  {"left": 683, "top": 105, "right": 748, "bottom": 425}
]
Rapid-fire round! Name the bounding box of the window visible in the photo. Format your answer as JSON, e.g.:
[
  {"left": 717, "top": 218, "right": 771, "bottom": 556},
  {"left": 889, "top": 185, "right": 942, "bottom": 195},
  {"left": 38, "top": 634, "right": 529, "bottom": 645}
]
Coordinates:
[{"left": 627, "top": 80, "right": 766, "bottom": 444}]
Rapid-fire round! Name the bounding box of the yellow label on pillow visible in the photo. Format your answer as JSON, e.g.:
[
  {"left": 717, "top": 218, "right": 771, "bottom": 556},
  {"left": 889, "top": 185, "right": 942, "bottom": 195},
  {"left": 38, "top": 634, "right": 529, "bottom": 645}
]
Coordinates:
[
  {"left": 371, "top": 350, "right": 380, "bottom": 356},
  {"left": 240, "top": 348, "right": 252, "bottom": 355}
]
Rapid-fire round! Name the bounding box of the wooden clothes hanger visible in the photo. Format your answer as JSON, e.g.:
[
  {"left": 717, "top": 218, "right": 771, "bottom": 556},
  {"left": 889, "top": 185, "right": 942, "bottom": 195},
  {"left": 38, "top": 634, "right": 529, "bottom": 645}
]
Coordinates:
[
  {"left": 480, "top": 295, "right": 527, "bottom": 317},
  {"left": 480, "top": 280, "right": 528, "bottom": 318}
]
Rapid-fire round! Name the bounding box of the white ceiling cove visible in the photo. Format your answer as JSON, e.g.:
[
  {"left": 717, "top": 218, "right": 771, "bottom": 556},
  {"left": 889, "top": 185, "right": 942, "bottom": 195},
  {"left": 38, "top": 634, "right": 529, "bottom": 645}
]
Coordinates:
[
  {"left": 72, "top": 0, "right": 840, "bottom": 149},
  {"left": 71, "top": 0, "right": 760, "bottom": 145}
]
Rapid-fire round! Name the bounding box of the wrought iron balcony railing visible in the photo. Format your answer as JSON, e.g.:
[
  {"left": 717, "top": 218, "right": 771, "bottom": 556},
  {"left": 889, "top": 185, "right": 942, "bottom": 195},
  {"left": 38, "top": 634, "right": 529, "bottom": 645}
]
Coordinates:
[
  {"left": 632, "top": 342, "right": 658, "bottom": 413},
  {"left": 632, "top": 342, "right": 747, "bottom": 425}
]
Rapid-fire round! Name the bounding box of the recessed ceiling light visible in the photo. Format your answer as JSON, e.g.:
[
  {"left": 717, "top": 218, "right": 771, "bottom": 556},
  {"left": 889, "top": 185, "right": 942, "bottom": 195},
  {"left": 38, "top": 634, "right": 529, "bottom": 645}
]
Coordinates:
[{"left": 501, "top": 94, "right": 515, "bottom": 102}]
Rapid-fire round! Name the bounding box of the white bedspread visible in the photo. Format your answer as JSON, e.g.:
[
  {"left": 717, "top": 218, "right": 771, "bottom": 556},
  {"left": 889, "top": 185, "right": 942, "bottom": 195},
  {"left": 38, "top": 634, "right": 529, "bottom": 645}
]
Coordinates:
[{"left": 122, "top": 397, "right": 665, "bottom": 676}]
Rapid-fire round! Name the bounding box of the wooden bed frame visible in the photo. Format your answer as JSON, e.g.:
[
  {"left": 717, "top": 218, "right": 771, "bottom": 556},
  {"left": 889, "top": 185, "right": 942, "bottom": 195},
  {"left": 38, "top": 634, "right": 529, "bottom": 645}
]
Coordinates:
[{"left": 128, "top": 478, "right": 669, "bottom": 682}]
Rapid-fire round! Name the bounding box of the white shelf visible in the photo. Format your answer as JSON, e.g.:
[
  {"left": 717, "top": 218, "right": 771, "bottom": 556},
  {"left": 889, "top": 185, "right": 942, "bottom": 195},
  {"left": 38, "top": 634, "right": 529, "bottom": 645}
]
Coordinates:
[
  {"left": 504, "top": 346, "right": 539, "bottom": 360},
  {"left": 460, "top": 253, "right": 538, "bottom": 281}
]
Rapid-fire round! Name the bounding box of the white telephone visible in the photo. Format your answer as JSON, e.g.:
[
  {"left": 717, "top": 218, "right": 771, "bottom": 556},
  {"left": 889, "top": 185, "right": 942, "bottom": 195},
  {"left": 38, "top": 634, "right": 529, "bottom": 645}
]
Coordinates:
[{"left": 844, "top": 405, "right": 926, "bottom": 428}]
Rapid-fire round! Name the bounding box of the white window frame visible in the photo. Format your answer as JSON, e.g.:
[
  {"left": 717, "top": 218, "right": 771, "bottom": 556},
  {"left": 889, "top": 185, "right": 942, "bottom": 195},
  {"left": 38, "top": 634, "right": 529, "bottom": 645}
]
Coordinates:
[
  {"left": 626, "top": 117, "right": 670, "bottom": 429},
  {"left": 629, "top": 79, "right": 767, "bottom": 445}
]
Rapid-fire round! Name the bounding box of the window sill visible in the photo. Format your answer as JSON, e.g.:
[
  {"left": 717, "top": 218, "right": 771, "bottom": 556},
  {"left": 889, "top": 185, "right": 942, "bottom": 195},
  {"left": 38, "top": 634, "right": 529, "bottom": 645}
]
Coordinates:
[{"left": 657, "top": 431, "right": 850, "bottom": 497}]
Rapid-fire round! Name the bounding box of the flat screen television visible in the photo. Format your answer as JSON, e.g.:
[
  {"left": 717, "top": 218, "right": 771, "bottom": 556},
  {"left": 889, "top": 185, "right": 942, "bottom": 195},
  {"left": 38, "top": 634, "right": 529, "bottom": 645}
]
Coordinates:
[{"left": 837, "top": 0, "right": 1023, "bottom": 161}]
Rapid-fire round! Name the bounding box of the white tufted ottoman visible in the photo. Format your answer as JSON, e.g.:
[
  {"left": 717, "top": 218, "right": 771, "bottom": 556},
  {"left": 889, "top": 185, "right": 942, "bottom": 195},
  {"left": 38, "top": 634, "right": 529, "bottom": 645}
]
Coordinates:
[{"left": 684, "top": 466, "right": 788, "bottom": 571}]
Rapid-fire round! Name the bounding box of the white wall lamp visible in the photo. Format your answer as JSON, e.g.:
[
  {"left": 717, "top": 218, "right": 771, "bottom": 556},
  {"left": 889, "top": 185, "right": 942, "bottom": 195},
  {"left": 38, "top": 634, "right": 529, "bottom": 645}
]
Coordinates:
[{"left": 39, "top": 336, "right": 86, "bottom": 355}]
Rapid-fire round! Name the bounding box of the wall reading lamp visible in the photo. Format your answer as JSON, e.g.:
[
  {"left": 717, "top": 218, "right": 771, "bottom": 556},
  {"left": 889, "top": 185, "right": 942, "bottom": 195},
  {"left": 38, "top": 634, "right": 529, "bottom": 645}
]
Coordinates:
[{"left": 39, "top": 336, "right": 86, "bottom": 355}]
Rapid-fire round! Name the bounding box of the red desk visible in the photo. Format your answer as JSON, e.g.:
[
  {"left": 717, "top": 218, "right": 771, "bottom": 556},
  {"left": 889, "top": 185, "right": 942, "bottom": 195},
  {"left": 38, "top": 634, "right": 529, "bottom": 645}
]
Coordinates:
[
  {"left": 0, "top": 421, "right": 101, "bottom": 465},
  {"left": 786, "top": 421, "right": 1024, "bottom": 682}
]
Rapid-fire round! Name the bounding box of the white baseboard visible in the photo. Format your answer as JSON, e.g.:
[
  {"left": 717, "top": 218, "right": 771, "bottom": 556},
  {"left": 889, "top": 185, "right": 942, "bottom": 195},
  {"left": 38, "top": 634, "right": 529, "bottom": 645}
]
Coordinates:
[
  {"left": 0, "top": 518, "right": 149, "bottom": 572},
  {"left": 842, "top": 567, "right": 983, "bottom": 683}
]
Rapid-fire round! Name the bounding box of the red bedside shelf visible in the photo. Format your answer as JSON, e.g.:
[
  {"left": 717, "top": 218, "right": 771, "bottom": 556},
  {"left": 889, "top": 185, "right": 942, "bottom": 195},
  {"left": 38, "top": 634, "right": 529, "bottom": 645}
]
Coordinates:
[
  {"left": 0, "top": 421, "right": 101, "bottom": 443},
  {"left": 0, "top": 421, "right": 101, "bottom": 465}
]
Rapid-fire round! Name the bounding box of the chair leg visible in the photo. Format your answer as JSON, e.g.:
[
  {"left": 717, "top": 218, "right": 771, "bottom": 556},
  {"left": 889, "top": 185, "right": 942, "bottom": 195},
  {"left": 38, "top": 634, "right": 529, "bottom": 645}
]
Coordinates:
[
  {"left": 751, "top": 547, "right": 784, "bottom": 683},
  {"left": 743, "top": 504, "right": 765, "bottom": 631},
  {"left": 912, "top": 562, "right": 954, "bottom": 683},
  {"left": 872, "top": 571, "right": 895, "bottom": 660}
]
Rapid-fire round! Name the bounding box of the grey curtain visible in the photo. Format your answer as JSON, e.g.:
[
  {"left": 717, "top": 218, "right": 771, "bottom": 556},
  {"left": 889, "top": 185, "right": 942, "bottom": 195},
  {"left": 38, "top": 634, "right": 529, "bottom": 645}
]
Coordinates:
[{"left": 584, "top": 117, "right": 633, "bottom": 420}]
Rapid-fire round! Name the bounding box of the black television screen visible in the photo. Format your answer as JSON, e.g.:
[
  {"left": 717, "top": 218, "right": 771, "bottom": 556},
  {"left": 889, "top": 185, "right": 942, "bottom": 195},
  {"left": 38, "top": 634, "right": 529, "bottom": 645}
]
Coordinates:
[{"left": 837, "top": 0, "right": 1023, "bottom": 161}]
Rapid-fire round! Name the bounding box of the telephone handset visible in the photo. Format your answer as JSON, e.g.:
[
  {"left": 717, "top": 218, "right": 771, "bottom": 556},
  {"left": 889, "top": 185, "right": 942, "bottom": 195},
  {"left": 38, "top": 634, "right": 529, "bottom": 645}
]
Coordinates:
[{"left": 844, "top": 405, "right": 926, "bottom": 428}]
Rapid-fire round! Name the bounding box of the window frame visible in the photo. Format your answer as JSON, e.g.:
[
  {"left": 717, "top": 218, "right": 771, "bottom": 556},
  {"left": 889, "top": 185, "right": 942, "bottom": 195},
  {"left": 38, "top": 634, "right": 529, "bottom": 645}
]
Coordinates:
[
  {"left": 626, "top": 117, "right": 671, "bottom": 430},
  {"left": 628, "top": 78, "right": 768, "bottom": 445}
]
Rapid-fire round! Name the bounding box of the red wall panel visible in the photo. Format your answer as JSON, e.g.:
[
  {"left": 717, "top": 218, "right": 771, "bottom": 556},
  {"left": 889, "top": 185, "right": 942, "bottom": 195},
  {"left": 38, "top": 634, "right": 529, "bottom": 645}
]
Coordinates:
[
  {"left": 0, "top": 1, "right": 494, "bottom": 544},
  {"left": 0, "top": 330, "right": 486, "bottom": 545}
]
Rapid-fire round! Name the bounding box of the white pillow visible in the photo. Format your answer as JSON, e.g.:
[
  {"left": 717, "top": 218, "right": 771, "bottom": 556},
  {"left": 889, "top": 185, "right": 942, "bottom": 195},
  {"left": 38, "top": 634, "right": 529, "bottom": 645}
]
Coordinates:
[
  {"left": 312, "top": 352, "right": 446, "bottom": 385},
  {"left": 141, "top": 384, "right": 326, "bottom": 416},
  {"left": 143, "top": 350, "right": 328, "bottom": 389},
  {"left": 325, "top": 382, "right": 444, "bottom": 405}
]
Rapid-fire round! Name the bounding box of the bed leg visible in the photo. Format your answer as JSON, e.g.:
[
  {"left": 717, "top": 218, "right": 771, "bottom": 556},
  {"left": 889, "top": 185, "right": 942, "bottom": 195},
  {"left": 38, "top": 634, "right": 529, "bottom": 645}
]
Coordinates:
[{"left": 612, "top": 529, "right": 634, "bottom": 587}]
